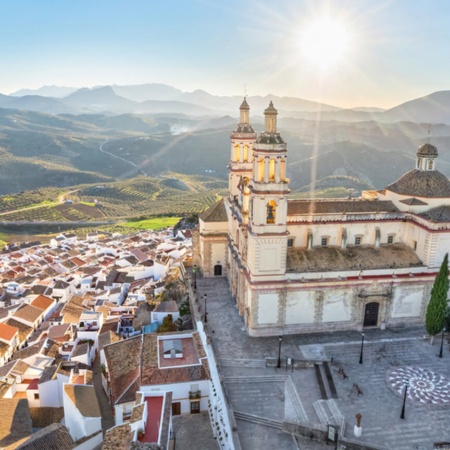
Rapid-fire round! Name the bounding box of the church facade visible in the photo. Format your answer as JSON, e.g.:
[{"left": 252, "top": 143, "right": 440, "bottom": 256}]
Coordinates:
[{"left": 196, "top": 100, "right": 450, "bottom": 336}]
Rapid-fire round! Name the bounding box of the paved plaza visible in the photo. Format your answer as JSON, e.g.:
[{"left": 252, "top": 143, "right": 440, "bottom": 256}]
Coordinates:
[{"left": 194, "top": 276, "right": 450, "bottom": 450}]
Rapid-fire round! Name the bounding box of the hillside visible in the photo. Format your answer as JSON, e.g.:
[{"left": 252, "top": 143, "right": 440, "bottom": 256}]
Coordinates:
[{"left": 0, "top": 174, "right": 227, "bottom": 222}]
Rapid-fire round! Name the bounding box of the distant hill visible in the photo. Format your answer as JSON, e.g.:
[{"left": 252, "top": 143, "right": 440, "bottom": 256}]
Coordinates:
[
  {"left": 0, "top": 95, "right": 73, "bottom": 114},
  {"left": 11, "top": 85, "right": 78, "bottom": 98},
  {"left": 383, "top": 90, "right": 450, "bottom": 123}
]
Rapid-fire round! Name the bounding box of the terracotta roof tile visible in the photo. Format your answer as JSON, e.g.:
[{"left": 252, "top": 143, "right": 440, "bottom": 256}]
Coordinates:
[
  {"left": 64, "top": 384, "right": 100, "bottom": 417},
  {"left": 16, "top": 422, "right": 74, "bottom": 450},
  {"left": 30, "top": 295, "right": 54, "bottom": 312},
  {"left": 103, "top": 424, "right": 134, "bottom": 450},
  {"left": 0, "top": 322, "right": 19, "bottom": 342},
  {"left": 4, "top": 318, "right": 32, "bottom": 344},
  {"left": 0, "top": 398, "right": 32, "bottom": 449},
  {"left": 13, "top": 304, "right": 43, "bottom": 324},
  {"left": 287, "top": 199, "right": 399, "bottom": 215},
  {"left": 199, "top": 198, "right": 228, "bottom": 223}
]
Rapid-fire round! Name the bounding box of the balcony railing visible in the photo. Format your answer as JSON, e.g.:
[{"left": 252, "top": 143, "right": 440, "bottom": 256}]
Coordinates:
[{"left": 189, "top": 390, "right": 201, "bottom": 399}]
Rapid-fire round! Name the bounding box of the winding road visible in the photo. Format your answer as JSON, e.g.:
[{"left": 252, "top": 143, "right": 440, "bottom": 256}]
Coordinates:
[{"left": 99, "top": 139, "right": 148, "bottom": 176}]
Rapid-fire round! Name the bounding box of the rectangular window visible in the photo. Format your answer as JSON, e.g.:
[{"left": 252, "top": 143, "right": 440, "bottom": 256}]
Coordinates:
[
  {"left": 355, "top": 237, "right": 361, "bottom": 245},
  {"left": 413, "top": 240, "right": 417, "bottom": 251},
  {"left": 34, "top": 393, "right": 39, "bottom": 400},
  {"left": 287, "top": 239, "right": 294, "bottom": 247},
  {"left": 321, "top": 237, "right": 328, "bottom": 246},
  {"left": 387, "top": 235, "right": 394, "bottom": 244}
]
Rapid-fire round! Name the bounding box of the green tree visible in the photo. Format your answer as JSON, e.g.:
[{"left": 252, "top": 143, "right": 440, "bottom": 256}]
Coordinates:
[{"left": 426, "top": 253, "right": 449, "bottom": 338}]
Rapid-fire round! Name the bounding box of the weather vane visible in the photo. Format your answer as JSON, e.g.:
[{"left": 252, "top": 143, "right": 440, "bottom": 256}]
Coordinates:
[{"left": 428, "top": 124, "right": 431, "bottom": 143}]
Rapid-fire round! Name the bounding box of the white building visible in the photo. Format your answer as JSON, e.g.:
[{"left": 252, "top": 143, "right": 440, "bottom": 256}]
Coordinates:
[{"left": 196, "top": 100, "right": 450, "bottom": 336}]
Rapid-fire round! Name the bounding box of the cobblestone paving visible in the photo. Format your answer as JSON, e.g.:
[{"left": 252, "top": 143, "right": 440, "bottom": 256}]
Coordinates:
[
  {"left": 387, "top": 366, "right": 450, "bottom": 405},
  {"left": 195, "top": 277, "right": 450, "bottom": 450},
  {"left": 172, "top": 411, "right": 219, "bottom": 450}
]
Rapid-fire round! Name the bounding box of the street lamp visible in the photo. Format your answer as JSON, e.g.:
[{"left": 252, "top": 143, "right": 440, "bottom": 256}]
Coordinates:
[
  {"left": 193, "top": 265, "right": 197, "bottom": 290},
  {"left": 438, "top": 326, "right": 446, "bottom": 358},
  {"left": 277, "top": 336, "right": 283, "bottom": 368},
  {"left": 400, "top": 379, "right": 409, "bottom": 419},
  {"left": 359, "top": 332, "right": 365, "bottom": 364},
  {"left": 204, "top": 294, "right": 208, "bottom": 323}
]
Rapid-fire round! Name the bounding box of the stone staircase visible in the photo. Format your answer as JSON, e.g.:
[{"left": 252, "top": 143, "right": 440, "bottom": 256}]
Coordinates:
[
  {"left": 285, "top": 376, "right": 309, "bottom": 423},
  {"left": 223, "top": 375, "right": 287, "bottom": 383},
  {"left": 313, "top": 398, "right": 344, "bottom": 428},
  {"left": 219, "top": 358, "right": 267, "bottom": 369},
  {"left": 233, "top": 411, "right": 283, "bottom": 430}
]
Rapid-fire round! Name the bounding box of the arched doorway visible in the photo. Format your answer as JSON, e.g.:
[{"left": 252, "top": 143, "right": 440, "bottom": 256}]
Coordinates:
[
  {"left": 364, "top": 302, "right": 380, "bottom": 327},
  {"left": 214, "top": 264, "right": 222, "bottom": 276}
]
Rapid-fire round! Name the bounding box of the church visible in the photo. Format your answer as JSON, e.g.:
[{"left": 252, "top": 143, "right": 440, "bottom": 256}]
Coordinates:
[{"left": 195, "top": 99, "right": 450, "bottom": 336}]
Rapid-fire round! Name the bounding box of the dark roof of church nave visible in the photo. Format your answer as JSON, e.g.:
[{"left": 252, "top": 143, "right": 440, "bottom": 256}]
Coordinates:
[
  {"left": 286, "top": 243, "right": 422, "bottom": 273},
  {"left": 199, "top": 198, "right": 228, "bottom": 223},
  {"left": 385, "top": 169, "right": 450, "bottom": 198},
  {"left": 419, "top": 205, "right": 450, "bottom": 222},
  {"left": 287, "top": 199, "right": 399, "bottom": 215}
]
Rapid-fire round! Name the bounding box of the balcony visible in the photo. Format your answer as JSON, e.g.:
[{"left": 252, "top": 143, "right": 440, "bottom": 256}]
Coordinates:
[{"left": 189, "top": 390, "right": 201, "bottom": 399}]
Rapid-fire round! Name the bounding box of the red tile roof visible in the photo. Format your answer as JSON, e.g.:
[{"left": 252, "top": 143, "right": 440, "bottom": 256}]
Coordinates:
[
  {"left": 30, "top": 295, "right": 54, "bottom": 312},
  {"left": 0, "top": 322, "right": 19, "bottom": 342}
]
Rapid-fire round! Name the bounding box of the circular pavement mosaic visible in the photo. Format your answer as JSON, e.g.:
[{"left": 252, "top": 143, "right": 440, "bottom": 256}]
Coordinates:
[{"left": 387, "top": 366, "right": 450, "bottom": 405}]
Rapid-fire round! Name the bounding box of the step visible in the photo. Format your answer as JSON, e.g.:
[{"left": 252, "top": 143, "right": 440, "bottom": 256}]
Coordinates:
[
  {"left": 313, "top": 400, "right": 329, "bottom": 425},
  {"left": 234, "top": 411, "right": 283, "bottom": 430},
  {"left": 312, "top": 399, "right": 344, "bottom": 428},
  {"left": 220, "top": 358, "right": 266, "bottom": 368},
  {"left": 223, "top": 375, "right": 287, "bottom": 384},
  {"left": 285, "top": 376, "right": 309, "bottom": 423}
]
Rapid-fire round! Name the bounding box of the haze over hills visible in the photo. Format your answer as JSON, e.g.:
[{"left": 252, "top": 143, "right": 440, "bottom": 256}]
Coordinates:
[
  {"left": 1, "top": 83, "right": 450, "bottom": 209},
  {"left": 3, "top": 83, "right": 450, "bottom": 124}
]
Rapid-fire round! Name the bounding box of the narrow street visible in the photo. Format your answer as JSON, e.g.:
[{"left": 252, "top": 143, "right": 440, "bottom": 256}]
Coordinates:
[{"left": 92, "top": 355, "right": 115, "bottom": 434}]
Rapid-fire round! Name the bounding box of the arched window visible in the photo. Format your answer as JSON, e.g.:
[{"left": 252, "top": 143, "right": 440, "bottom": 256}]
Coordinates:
[
  {"left": 243, "top": 145, "right": 248, "bottom": 162},
  {"left": 417, "top": 158, "right": 421, "bottom": 169},
  {"left": 266, "top": 200, "right": 276, "bottom": 224},
  {"left": 269, "top": 159, "right": 275, "bottom": 181},
  {"left": 235, "top": 144, "right": 241, "bottom": 162},
  {"left": 428, "top": 159, "right": 434, "bottom": 170},
  {"left": 258, "top": 158, "right": 264, "bottom": 182}
]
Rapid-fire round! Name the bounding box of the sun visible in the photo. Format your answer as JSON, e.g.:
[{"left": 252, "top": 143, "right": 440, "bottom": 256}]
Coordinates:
[{"left": 301, "top": 19, "right": 349, "bottom": 70}]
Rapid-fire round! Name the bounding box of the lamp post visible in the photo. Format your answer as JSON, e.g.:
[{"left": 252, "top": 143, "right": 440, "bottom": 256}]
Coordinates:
[
  {"left": 438, "top": 327, "right": 446, "bottom": 358},
  {"left": 400, "top": 379, "right": 409, "bottom": 419},
  {"left": 359, "top": 332, "right": 365, "bottom": 364},
  {"left": 204, "top": 294, "right": 208, "bottom": 323},
  {"left": 277, "top": 336, "right": 283, "bottom": 368},
  {"left": 193, "top": 265, "right": 197, "bottom": 290}
]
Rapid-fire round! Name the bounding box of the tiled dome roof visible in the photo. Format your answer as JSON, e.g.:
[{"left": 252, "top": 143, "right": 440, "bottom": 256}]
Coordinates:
[
  {"left": 417, "top": 143, "right": 438, "bottom": 157},
  {"left": 385, "top": 169, "right": 450, "bottom": 198}
]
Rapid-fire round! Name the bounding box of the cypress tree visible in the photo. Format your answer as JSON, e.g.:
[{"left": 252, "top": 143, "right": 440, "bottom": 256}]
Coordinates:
[{"left": 426, "top": 253, "right": 449, "bottom": 336}]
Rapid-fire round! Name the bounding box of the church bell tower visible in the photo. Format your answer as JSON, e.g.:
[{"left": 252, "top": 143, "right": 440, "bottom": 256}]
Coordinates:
[
  {"left": 247, "top": 101, "right": 290, "bottom": 275},
  {"left": 228, "top": 98, "right": 257, "bottom": 223}
]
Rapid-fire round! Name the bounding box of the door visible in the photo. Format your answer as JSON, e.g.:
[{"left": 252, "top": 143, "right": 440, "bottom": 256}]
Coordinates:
[
  {"left": 190, "top": 401, "right": 200, "bottom": 414},
  {"left": 364, "top": 302, "right": 379, "bottom": 327},
  {"left": 214, "top": 264, "right": 222, "bottom": 276},
  {"left": 172, "top": 402, "right": 181, "bottom": 416}
]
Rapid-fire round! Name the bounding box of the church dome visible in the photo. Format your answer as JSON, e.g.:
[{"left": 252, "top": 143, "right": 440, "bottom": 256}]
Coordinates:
[
  {"left": 385, "top": 169, "right": 450, "bottom": 198},
  {"left": 417, "top": 143, "right": 438, "bottom": 157}
]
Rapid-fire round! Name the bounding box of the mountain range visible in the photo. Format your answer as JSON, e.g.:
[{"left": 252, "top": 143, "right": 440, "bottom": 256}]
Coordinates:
[{"left": 3, "top": 83, "right": 450, "bottom": 124}]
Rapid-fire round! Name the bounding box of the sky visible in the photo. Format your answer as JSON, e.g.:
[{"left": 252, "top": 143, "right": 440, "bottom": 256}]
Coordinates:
[{"left": 1, "top": 0, "right": 450, "bottom": 108}]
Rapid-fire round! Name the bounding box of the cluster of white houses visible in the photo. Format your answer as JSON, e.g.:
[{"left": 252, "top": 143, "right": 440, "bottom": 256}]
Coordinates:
[
  {"left": 196, "top": 99, "right": 450, "bottom": 336},
  {"left": 0, "top": 227, "right": 205, "bottom": 449}
]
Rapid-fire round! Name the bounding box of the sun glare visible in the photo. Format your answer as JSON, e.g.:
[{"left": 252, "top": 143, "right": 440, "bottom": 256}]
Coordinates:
[{"left": 301, "top": 19, "right": 349, "bottom": 70}]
